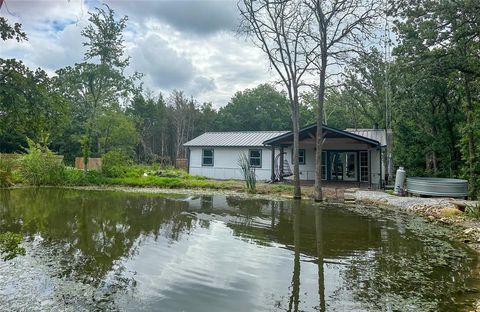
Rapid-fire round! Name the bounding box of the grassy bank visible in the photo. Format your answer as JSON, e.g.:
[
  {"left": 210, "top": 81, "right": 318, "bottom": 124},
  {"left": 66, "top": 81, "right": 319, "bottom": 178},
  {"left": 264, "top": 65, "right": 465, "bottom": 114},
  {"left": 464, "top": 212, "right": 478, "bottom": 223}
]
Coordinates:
[{"left": 1, "top": 150, "right": 302, "bottom": 196}]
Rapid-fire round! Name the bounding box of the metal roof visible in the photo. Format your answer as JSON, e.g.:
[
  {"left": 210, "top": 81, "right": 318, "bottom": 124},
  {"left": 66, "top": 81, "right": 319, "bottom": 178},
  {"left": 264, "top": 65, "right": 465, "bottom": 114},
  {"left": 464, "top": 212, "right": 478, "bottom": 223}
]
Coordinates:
[
  {"left": 183, "top": 131, "right": 289, "bottom": 147},
  {"left": 263, "top": 124, "right": 382, "bottom": 147},
  {"left": 345, "top": 129, "right": 390, "bottom": 146}
]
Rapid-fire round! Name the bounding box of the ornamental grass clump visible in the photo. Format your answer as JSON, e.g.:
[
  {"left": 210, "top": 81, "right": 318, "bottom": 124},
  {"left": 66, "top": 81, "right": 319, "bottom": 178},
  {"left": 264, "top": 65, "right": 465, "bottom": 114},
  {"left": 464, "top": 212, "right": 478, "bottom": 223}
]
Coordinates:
[{"left": 238, "top": 153, "right": 256, "bottom": 193}]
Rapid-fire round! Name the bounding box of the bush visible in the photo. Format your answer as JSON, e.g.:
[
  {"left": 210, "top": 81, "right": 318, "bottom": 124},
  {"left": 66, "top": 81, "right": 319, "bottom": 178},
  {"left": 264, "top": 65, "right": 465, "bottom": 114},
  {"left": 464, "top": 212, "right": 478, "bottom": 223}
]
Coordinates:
[
  {"left": 0, "top": 155, "right": 15, "bottom": 187},
  {"left": 102, "top": 149, "right": 133, "bottom": 178},
  {"left": 18, "top": 139, "right": 65, "bottom": 186}
]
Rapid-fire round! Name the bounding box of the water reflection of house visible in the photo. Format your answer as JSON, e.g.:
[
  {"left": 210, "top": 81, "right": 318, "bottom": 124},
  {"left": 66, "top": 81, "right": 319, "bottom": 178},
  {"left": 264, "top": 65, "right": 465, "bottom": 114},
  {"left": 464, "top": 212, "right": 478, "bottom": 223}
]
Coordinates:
[{"left": 184, "top": 124, "right": 392, "bottom": 189}]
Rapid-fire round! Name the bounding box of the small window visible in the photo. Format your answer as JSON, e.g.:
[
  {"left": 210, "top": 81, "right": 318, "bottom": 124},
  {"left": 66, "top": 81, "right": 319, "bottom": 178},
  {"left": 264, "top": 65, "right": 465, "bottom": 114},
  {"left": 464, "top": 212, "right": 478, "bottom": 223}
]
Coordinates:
[
  {"left": 292, "top": 149, "right": 306, "bottom": 165},
  {"left": 202, "top": 149, "right": 214, "bottom": 166},
  {"left": 299, "top": 149, "right": 305, "bottom": 165},
  {"left": 249, "top": 149, "right": 262, "bottom": 168}
]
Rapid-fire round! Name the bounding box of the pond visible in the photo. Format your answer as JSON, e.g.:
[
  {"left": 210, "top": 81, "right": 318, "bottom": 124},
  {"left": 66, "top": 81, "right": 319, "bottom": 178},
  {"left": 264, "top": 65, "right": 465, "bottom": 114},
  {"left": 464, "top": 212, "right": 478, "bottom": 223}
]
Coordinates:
[{"left": 0, "top": 188, "right": 479, "bottom": 311}]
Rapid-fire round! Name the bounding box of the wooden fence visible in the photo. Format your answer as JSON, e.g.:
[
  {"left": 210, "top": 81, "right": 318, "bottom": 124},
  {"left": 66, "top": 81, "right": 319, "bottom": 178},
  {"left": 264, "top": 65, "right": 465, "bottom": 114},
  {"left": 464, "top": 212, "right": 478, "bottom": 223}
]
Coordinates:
[
  {"left": 175, "top": 158, "right": 188, "bottom": 170},
  {"left": 75, "top": 157, "right": 102, "bottom": 171}
]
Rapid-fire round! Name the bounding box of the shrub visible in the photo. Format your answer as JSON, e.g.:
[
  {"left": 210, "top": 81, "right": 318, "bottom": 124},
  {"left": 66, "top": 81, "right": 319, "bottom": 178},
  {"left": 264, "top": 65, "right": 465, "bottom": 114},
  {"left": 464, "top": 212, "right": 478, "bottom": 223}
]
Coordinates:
[
  {"left": 18, "top": 139, "right": 65, "bottom": 186},
  {"left": 102, "top": 149, "right": 133, "bottom": 178},
  {"left": 0, "top": 155, "right": 15, "bottom": 187},
  {"left": 238, "top": 153, "right": 256, "bottom": 193}
]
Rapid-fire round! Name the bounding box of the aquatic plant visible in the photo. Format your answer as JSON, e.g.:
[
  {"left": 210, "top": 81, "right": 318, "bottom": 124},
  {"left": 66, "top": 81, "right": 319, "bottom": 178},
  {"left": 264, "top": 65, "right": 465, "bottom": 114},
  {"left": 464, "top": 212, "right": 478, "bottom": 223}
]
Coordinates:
[
  {"left": 0, "top": 232, "right": 25, "bottom": 261},
  {"left": 238, "top": 153, "right": 256, "bottom": 193}
]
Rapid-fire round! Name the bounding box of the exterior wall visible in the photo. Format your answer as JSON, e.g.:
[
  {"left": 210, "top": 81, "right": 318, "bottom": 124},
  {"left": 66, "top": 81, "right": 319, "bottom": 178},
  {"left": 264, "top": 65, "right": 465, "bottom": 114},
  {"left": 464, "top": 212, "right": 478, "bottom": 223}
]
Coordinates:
[
  {"left": 188, "top": 147, "right": 273, "bottom": 181},
  {"left": 188, "top": 142, "right": 384, "bottom": 184},
  {"left": 370, "top": 148, "right": 382, "bottom": 187}
]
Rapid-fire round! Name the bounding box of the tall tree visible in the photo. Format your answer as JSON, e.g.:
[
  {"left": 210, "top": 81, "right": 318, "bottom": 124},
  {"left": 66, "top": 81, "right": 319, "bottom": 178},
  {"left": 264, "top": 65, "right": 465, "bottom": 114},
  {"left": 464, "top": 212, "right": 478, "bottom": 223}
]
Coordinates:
[
  {"left": 305, "top": 0, "right": 382, "bottom": 201},
  {"left": 55, "top": 5, "right": 140, "bottom": 168},
  {"left": 216, "top": 84, "right": 291, "bottom": 131},
  {"left": 393, "top": 0, "right": 480, "bottom": 196},
  {"left": 239, "top": 0, "right": 313, "bottom": 198}
]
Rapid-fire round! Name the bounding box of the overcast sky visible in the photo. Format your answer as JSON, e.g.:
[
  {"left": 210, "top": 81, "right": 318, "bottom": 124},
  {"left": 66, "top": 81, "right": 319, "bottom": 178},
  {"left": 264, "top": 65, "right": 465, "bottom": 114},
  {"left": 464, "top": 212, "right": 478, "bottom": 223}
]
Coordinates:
[{"left": 1, "top": 0, "right": 276, "bottom": 107}]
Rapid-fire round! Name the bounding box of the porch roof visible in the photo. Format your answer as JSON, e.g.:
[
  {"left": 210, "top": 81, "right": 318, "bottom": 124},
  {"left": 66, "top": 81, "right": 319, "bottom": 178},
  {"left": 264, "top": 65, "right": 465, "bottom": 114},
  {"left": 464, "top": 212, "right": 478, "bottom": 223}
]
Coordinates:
[{"left": 263, "top": 124, "right": 381, "bottom": 147}]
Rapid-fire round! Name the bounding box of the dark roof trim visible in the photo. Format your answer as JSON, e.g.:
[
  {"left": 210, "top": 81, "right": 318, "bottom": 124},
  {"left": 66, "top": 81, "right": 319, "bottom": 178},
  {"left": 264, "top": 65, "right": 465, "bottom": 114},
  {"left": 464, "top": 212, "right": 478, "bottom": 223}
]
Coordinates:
[{"left": 263, "top": 124, "right": 381, "bottom": 146}]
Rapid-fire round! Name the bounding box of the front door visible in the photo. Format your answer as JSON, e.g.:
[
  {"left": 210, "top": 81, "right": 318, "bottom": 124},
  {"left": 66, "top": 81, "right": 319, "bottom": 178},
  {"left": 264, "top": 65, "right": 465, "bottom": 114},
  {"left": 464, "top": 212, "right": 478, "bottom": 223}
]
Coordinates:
[{"left": 329, "top": 152, "right": 358, "bottom": 181}]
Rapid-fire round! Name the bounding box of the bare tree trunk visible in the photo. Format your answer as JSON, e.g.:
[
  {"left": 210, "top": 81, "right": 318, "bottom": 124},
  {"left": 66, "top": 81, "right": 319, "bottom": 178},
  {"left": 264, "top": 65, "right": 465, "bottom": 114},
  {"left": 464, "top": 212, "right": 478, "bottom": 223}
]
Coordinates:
[
  {"left": 293, "top": 88, "right": 301, "bottom": 199},
  {"left": 315, "top": 57, "right": 327, "bottom": 201}
]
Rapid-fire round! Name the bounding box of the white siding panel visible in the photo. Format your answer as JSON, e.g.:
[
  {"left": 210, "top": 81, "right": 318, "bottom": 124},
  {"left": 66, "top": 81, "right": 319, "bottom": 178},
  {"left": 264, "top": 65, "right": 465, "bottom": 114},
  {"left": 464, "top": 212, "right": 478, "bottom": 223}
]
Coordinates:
[{"left": 188, "top": 147, "right": 273, "bottom": 181}]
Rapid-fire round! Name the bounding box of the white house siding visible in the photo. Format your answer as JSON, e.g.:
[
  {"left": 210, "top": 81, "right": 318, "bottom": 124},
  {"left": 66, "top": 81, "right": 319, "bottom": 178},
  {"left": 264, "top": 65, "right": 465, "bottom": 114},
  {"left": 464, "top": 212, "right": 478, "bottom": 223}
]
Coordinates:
[{"left": 188, "top": 147, "right": 273, "bottom": 181}]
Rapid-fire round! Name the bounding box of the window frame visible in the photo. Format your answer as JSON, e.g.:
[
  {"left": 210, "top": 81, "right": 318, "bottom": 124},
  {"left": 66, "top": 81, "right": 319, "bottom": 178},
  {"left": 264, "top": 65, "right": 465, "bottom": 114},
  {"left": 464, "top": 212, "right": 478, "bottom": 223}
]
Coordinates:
[
  {"left": 202, "top": 149, "right": 214, "bottom": 166},
  {"left": 321, "top": 151, "right": 327, "bottom": 180},
  {"left": 359, "top": 151, "right": 369, "bottom": 182},
  {"left": 292, "top": 148, "right": 306, "bottom": 165},
  {"left": 249, "top": 149, "right": 262, "bottom": 168}
]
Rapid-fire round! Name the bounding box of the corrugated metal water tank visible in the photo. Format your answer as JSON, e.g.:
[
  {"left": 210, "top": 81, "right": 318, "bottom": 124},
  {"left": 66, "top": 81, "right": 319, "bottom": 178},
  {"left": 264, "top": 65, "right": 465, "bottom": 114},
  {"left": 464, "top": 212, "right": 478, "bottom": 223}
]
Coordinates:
[{"left": 406, "top": 177, "right": 468, "bottom": 198}]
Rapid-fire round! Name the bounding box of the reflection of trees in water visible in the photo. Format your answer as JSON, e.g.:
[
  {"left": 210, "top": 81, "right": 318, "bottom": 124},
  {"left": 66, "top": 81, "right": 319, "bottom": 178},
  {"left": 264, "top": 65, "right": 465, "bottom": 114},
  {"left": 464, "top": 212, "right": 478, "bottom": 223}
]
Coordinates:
[
  {"left": 315, "top": 207, "right": 326, "bottom": 312},
  {"left": 0, "top": 188, "right": 198, "bottom": 286},
  {"left": 288, "top": 201, "right": 301, "bottom": 312}
]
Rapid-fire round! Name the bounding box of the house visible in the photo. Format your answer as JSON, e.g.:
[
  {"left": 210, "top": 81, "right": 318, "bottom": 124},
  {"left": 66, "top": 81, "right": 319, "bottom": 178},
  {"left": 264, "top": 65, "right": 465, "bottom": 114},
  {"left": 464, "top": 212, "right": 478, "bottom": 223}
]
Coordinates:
[{"left": 183, "top": 124, "right": 390, "bottom": 188}]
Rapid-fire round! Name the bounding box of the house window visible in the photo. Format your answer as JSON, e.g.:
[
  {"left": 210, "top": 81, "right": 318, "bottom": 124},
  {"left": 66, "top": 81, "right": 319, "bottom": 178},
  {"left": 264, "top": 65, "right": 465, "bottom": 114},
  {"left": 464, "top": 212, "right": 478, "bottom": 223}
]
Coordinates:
[
  {"left": 360, "top": 151, "right": 368, "bottom": 182},
  {"left": 299, "top": 149, "right": 305, "bottom": 165},
  {"left": 321, "top": 151, "right": 326, "bottom": 180},
  {"left": 202, "top": 149, "right": 214, "bottom": 166},
  {"left": 292, "top": 149, "right": 306, "bottom": 165},
  {"left": 249, "top": 149, "right": 262, "bottom": 168}
]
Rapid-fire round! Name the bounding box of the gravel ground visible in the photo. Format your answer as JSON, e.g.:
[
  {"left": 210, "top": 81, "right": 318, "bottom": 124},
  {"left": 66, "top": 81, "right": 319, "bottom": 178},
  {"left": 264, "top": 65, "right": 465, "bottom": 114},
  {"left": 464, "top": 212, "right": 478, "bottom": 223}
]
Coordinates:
[{"left": 355, "top": 190, "right": 476, "bottom": 210}]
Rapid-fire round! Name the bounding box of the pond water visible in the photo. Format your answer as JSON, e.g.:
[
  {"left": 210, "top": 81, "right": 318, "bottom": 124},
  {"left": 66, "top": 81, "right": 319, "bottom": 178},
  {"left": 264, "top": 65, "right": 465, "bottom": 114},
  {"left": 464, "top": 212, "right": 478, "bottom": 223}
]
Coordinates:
[{"left": 0, "top": 188, "right": 479, "bottom": 311}]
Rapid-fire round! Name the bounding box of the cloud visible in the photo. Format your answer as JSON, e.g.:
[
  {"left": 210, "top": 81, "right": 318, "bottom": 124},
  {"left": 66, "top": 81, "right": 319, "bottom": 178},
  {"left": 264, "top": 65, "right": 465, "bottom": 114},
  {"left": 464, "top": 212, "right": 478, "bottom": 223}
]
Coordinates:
[
  {"left": 131, "top": 33, "right": 194, "bottom": 89},
  {"left": 1, "top": 0, "right": 276, "bottom": 107},
  {"left": 111, "top": 0, "right": 239, "bottom": 35}
]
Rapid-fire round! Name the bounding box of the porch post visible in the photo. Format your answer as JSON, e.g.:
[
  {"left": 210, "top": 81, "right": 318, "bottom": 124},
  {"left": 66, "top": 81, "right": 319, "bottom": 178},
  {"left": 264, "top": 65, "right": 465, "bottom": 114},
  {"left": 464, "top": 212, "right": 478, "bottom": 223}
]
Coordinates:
[
  {"left": 280, "top": 146, "right": 285, "bottom": 181},
  {"left": 368, "top": 149, "right": 372, "bottom": 189},
  {"left": 379, "top": 147, "right": 383, "bottom": 189},
  {"left": 271, "top": 145, "right": 275, "bottom": 181}
]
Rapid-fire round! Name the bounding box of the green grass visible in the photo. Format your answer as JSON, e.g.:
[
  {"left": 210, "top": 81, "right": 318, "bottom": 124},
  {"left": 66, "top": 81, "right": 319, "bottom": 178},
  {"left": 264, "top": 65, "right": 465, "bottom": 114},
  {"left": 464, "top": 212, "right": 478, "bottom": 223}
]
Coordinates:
[{"left": 107, "top": 175, "right": 240, "bottom": 190}]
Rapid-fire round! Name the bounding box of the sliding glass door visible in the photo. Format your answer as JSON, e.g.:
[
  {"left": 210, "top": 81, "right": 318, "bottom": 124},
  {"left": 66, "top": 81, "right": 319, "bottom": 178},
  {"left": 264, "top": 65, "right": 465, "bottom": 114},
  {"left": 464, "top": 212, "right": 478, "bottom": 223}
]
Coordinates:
[{"left": 329, "top": 152, "right": 358, "bottom": 181}]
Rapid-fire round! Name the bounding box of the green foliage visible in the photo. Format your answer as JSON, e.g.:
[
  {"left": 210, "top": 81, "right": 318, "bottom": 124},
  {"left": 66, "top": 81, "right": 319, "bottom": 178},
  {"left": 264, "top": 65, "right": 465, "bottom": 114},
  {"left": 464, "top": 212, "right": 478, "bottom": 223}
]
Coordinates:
[
  {"left": 238, "top": 153, "right": 257, "bottom": 193},
  {"left": 0, "top": 17, "right": 27, "bottom": 42},
  {"left": 216, "top": 84, "right": 292, "bottom": 131},
  {"left": 0, "top": 155, "right": 15, "bottom": 187},
  {"left": 18, "top": 139, "right": 65, "bottom": 186},
  {"left": 0, "top": 59, "right": 69, "bottom": 153},
  {"left": 465, "top": 204, "right": 480, "bottom": 219},
  {"left": 0, "top": 232, "right": 26, "bottom": 261},
  {"left": 102, "top": 149, "right": 133, "bottom": 177},
  {"left": 270, "top": 184, "right": 294, "bottom": 193},
  {"left": 63, "top": 167, "right": 107, "bottom": 185},
  {"left": 108, "top": 175, "right": 235, "bottom": 190}
]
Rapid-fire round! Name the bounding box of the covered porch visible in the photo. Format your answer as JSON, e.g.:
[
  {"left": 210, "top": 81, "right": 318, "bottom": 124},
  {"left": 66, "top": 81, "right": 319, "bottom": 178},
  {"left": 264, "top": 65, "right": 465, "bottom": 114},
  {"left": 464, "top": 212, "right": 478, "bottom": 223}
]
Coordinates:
[{"left": 263, "top": 124, "right": 385, "bottom": 189}]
